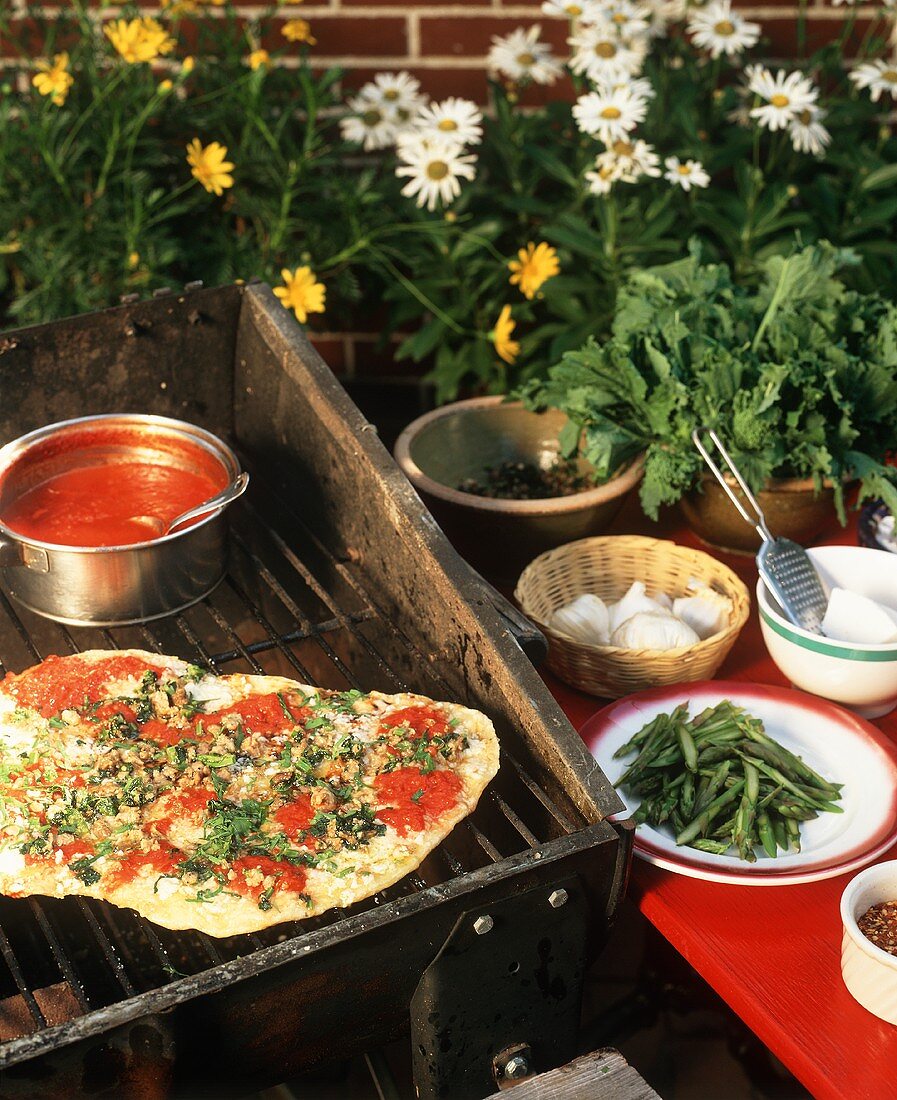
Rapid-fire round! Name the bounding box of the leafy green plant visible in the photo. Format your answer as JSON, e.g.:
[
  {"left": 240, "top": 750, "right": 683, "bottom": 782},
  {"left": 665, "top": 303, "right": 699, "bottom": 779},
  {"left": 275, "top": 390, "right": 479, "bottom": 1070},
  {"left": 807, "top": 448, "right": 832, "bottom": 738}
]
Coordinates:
[
  {"left": 519, "top": 243, "right": 897, "bottom": 521},
  {"left": 0, "top": 1, "right": 375, "bottom": 327}
]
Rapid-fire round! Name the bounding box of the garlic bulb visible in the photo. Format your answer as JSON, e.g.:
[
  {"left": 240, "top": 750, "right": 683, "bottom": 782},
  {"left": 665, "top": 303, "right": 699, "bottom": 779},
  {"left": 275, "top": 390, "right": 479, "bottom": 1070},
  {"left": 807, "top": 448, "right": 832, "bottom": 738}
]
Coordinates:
[
  {"left": 673, "top": 588, "right": 731, "bottom": 640},
  {"left": 550, "top": 594, "right": 610, "bottom": 645},
  {"left": 611, "top": 611, "right": 700, "bottom": 651},
  {"left": 608, "top": 582, "right": 671, "bottom": 633}
]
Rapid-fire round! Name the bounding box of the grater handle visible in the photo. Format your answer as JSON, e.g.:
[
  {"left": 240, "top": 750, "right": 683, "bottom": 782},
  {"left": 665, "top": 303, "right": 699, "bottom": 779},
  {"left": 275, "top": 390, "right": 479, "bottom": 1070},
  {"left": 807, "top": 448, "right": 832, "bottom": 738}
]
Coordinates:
[{"left": 692, "top": 427, "right": 773, "bottom": 543}]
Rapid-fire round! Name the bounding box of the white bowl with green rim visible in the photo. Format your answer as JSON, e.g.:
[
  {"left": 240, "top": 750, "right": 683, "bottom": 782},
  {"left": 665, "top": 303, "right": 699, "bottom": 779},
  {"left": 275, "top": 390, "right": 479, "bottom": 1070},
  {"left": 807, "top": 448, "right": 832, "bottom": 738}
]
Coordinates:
[{"left": 757, "top": 545, "right": 897, "bottom": 719}]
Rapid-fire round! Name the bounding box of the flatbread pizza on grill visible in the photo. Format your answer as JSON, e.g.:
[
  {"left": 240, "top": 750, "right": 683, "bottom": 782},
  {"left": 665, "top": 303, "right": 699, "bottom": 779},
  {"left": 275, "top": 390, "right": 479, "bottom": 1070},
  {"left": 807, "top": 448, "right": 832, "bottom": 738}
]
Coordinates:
[{"left": 0, "top": 650, "right": 499, "bottom": 936}]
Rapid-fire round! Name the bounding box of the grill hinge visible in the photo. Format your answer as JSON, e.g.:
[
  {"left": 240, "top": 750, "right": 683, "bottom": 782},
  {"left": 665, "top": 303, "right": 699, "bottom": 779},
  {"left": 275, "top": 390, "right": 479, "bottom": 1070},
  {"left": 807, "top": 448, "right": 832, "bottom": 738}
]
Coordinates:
[{"left": 410, "top": 875, "right": 587, "bottom": 1100}]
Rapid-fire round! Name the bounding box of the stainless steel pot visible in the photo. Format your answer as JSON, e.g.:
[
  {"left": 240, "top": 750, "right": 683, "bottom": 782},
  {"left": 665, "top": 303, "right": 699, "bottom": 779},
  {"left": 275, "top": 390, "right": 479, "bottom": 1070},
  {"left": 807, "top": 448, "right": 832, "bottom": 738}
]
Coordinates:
[{"left": 0, "top": 414, "right": 244, "bottom": 626}]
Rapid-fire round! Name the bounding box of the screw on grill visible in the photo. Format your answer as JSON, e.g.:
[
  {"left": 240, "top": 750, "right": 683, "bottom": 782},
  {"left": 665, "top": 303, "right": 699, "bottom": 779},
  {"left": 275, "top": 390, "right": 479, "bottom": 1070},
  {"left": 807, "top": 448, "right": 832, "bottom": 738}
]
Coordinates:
[
  {"left": 504, "top": 1055, "right": 530, "bottom": 1079},
  {"left": 493, "top": 1043, "right": 535, "bottom": 1087},
  {"left": 548, "top": 888, "right": 568, "bottom": 908},
  {"left": 473, "top": 914, "right": 494, "bottom": 935}
]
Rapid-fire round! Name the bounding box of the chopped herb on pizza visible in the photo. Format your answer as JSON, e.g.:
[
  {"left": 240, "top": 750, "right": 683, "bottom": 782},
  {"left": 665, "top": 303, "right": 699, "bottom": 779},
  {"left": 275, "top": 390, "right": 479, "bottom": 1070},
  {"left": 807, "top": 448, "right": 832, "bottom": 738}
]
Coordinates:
[{"left": 0, "top": 650, "right": 499, "bottom": 936}]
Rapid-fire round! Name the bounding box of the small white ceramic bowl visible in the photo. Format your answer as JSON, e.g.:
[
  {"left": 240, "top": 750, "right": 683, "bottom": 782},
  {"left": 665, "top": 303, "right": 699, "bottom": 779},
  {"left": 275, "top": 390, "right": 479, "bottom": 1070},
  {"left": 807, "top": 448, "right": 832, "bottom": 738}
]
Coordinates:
[
  {"left": 757, "top": 545, "right": 897, "bottom": 718},
  {"left": 840, "top": 861, "right": 897, "bottom": 1024}
]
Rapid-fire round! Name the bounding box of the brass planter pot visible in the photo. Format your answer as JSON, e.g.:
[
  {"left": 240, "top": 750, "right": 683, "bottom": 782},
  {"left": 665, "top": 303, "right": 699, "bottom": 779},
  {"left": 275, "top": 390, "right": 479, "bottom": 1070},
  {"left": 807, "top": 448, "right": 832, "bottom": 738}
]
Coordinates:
[
  {"left": 681, "top": 472, "right": 843, "bottom": 554},
  {"left": 393, "top": 396, "right": 645, "bottom": 584}
]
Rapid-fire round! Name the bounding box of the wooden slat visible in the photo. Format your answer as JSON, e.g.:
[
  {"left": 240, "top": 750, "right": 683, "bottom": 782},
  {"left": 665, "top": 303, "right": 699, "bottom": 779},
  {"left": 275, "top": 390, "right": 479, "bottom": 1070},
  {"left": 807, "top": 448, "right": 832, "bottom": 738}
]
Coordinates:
[{"left": 499, "top": 1049, "right": 660, "bottom": 1100}]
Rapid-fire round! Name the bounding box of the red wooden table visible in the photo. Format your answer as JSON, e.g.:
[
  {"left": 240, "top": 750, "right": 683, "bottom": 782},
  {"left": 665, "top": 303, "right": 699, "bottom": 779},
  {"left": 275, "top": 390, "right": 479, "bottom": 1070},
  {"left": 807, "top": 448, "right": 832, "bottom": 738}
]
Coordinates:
[{"left": 544, "top": 506, "right": 897, "bottom": 1100}]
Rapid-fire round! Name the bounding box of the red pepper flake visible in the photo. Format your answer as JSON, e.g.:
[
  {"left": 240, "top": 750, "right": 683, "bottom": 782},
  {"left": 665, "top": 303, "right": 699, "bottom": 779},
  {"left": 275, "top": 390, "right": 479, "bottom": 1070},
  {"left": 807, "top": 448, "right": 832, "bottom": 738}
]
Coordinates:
[{"left": 858, "top": 900, "right": 897, "bottom": 957}]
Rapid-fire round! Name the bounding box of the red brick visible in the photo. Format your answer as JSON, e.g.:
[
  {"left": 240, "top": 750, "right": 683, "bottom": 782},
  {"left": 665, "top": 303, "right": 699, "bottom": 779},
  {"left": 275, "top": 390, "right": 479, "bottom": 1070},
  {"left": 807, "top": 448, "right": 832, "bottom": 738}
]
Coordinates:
[
  {"left": 763, "top": 16, "right": 875, "bottom": 57},
  {"left": 340, "top": 65, "right": 491, "bottom": 104},
  {"left": 309, "top": 337, "right": 348, "bottom": 376},
  {"left": 419, "top": 16, "right": 568, "bottom": 58},
  {"left": 351, "top": 337, "right": 424, "bottom": 379},
  {"left": 344, "top": 0, "right": 480, "bottom": 6},
  {"left": 290, "top": 16, "right": 408, "bottom": 57},
  {"left": 1, "top": 18, "right": 79, "bottom": 58}
]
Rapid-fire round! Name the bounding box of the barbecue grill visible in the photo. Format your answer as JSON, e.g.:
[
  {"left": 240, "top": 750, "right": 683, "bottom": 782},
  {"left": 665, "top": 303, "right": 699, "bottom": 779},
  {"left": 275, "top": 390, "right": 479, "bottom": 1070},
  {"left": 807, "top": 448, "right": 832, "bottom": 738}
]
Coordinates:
[{"left": 0, "top": 285, "right": 631, "bottom": 1099}]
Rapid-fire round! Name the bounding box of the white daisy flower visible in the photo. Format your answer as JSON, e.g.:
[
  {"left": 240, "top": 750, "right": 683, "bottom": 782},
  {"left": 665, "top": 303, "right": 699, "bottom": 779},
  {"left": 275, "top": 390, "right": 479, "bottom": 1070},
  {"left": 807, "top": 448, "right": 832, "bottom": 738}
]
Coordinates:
[
  {"left": 488, "top": 25, "right": 564, "bottom": 85},
  {"left": 573, "top": 83, "right": 649, "bottom": 142},
  {"left": 748, "top": 68, "right": 818, "bottom": 133},
  {"left": 644, "top": 0, "right": 688, "bottom": 37},
  {"left": 788, "top": 104, "right": 831, "bottom": 156},
  {"left": 620, "top": 75, "right": 656, "bottom": 100},
  {"left": 599, "top": 1, "right": 652, "bottom": 40},
  {"left": 569, "top": 21, "right": 647, "bottom": 82},
  {"left": 664, "top": 156, "right": 710, "bottom": 191},
  {"left": 542, "top": 0, "right": 604, "bottom": 20},
  {"left": 395, "top": 135, "right": 477, "bottom": 211},
  {"left": 414, "top": 97, "right": 484, "bottom": 146},
  {"left": 748, "top": 67, "right": 818, "bottom": 131},
  {"left": 849, "top": 59, "right": 897, "bottom": 102},
  {"left": 341, "top": 97, "right": 398, "bottom": 151},
  {"left": 359, "top": 71, "right": 427, "bottom": 125},
  {"left": 585, "top": 161, "right": 623, "bottom": 195},
  {"left": 598, "top": 137, "right": 662, "bottom": 181},
  {"left": 687, "top": 1, "right": 760, "bottom": 58}
]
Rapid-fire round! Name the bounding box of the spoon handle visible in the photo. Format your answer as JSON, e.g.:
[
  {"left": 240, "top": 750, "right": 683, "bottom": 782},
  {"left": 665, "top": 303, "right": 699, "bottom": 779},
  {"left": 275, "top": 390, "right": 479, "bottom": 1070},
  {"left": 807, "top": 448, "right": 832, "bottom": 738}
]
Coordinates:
[{"left": 167, "top": 472, "right": 250, "bottom": 534}]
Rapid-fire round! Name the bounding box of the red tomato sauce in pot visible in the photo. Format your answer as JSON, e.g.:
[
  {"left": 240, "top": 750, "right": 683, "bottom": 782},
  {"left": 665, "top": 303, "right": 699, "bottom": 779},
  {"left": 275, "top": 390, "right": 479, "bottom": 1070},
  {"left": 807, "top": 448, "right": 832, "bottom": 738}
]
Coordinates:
[
  {"left": 0, "top": 461, "right": 225, "bottom": 547},
  {"left": 374, "top": 766, "right": 462, "bottom": 836}
]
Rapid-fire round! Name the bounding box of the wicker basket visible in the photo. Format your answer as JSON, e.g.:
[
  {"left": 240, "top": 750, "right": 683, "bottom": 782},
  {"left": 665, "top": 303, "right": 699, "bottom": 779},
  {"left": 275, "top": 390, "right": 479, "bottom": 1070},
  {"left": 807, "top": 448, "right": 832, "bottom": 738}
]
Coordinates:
[{"left": 515, "top": 535, "right": 751, "bottom": 698}]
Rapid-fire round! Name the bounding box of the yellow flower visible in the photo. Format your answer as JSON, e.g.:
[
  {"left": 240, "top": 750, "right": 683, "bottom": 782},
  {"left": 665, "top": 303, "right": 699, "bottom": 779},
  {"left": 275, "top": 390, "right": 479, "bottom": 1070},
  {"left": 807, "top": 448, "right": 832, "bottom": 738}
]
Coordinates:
[
  {"left": 508, "top": 242, "right": 560, "bottom": 300},
  {"left": 492, "top": 305, "right": 519, "bottom": 365},
  {"left": 274, "top": 267, "right": 326, "bottom": 324},
  {"left": 105, "top": 18, "right": 176, "bottom": 64},
  {"left": 182, "top": 56, "right": 195, "bottom": 74},
  {"left": 282, "top": 19, "right": 316, "bottom": 45},
  {"left": 159, "top": 79, "right": 173, "bottom": 94},
  {"left": 128, "top": 252, "right": 141, "bottom": 269},
  {"left": 161, "top": 0, "right": 200, "bottom": 15},
  {"left": 186, "top": 138, "right": 235, "bottom": 195},
  {"left": 32, "top": 52, "right": 73, "bottom": 107},
  {"left": 247, "top": 49, "right": 270, "bottom": 72}
]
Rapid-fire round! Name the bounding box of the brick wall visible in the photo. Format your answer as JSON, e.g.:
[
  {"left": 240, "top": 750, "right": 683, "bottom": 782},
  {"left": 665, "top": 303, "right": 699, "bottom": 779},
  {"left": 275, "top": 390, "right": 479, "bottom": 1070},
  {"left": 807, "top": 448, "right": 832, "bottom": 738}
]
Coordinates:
[{"left": 3, "top": 1, "right": 875, "bottom": 386}]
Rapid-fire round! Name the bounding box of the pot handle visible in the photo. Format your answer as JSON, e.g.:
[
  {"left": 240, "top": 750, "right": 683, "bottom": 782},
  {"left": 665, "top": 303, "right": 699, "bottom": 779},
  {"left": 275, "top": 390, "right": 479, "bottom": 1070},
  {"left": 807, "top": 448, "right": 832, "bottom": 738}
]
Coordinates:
[{"left": 0, "top": 534, "right": 49, "bottom": 573}]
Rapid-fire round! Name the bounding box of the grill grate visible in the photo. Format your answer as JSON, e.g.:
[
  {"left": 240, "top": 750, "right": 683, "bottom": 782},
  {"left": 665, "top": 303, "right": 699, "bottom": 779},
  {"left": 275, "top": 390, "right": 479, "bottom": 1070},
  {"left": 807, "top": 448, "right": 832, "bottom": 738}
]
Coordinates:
[{"left": 0, "top": 456, "right": 583, "bottom": 1059}]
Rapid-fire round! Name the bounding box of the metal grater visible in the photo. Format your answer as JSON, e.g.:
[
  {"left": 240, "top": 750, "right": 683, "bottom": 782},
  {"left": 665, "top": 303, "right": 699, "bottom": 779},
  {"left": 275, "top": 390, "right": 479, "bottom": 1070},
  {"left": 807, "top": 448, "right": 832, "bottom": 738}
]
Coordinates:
[{"left": 693, "top": 428, "right": 828, "bottom": 634}]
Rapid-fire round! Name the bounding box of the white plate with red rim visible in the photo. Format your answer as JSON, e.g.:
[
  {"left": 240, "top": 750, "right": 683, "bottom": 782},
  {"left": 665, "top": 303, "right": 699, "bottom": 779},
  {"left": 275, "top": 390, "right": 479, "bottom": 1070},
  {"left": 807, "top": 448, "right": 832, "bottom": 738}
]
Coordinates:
[{"left": 584, "top": 681, "right": 897, "bottom": 886}]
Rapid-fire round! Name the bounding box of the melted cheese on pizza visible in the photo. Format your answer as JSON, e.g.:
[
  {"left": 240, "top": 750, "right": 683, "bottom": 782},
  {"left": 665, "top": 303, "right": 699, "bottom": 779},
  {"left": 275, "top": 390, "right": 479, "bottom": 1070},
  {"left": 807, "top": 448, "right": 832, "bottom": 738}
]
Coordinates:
[{"left": 0, "top": 651, "right": 499, "bottom": 936}]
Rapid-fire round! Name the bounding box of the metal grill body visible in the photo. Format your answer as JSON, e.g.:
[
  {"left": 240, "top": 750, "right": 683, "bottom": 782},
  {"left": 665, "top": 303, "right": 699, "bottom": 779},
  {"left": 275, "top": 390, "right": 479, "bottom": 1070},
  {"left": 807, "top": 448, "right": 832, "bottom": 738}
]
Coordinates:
[{"left": 0, "top": 286, "right": 631, "bottom": 1098}]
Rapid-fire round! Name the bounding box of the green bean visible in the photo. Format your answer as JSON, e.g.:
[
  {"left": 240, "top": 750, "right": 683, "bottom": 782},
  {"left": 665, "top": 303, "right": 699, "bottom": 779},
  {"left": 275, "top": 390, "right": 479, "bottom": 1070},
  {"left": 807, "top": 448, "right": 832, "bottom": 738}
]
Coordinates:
[
  {"left": 676, "top": 721, "right": 699, "bottom": 772},
  {"left": 786, "top": 816, "right": 802, "bottom": 853},
  {"left": 771, "top": 814, "right": 789, "bottom": 852},
  {"left": 741, "top": 724, "right": 841, "bottom": 792},
  {"left": 694, "top": 760, "right": 731, "bottom": 816},
  {"left": 692, "top": 838, "right": 732, "bottom": 855},
  {"left": 617, "top": 701, "right": 842, "bottom": 863},
  {"left": 613, "top": 713, "right": 667, "bottom": 759},
  {"left": 676, "top": 780, "right": 745, "bottom": 847},
  {"left": 757, "top": 811, "right": 777, "bottom": 859}
]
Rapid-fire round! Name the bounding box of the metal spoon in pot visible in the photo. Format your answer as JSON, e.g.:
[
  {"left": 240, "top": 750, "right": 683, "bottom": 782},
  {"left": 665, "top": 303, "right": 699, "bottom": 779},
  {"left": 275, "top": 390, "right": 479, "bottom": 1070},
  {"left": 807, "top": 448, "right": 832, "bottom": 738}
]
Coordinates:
[{"left": 130, "top": 472, "right": 250, "bottom": 539}]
